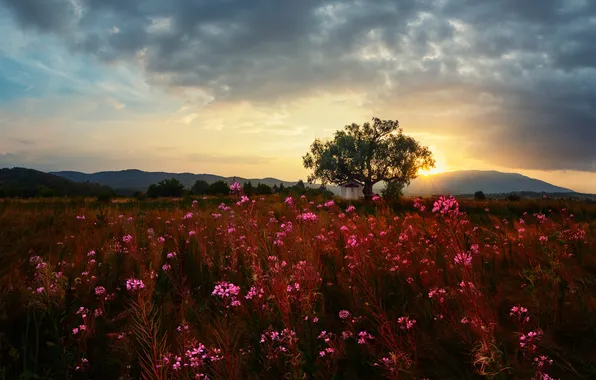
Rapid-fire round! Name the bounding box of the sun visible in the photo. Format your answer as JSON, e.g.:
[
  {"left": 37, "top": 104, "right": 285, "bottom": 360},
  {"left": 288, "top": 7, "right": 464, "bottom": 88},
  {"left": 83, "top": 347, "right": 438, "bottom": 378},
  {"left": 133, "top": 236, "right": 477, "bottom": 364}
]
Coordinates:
[
  {"left": 418, "top": 166, "right": 444, "bottom": 176},
  {"left": 418, "top": 147, "right": 447, "bottom": 176}
]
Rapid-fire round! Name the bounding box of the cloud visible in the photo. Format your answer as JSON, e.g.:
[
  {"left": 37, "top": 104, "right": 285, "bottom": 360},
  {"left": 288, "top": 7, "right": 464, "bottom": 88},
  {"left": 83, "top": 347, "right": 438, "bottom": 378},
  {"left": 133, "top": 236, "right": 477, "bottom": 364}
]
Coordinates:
[
  {"left": 106, "top": 97, "right": 125, "bottom": 110},
  {"left": 1, "top": 0, "right": 596, "bottom": 173}
]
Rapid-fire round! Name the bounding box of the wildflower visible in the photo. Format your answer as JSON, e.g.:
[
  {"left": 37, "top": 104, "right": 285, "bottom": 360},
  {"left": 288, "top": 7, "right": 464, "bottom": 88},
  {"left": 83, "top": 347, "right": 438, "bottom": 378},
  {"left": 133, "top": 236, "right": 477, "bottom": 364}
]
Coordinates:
[
  {"left": 398, "top": 316, "right": 416, "bottom": 330},
  {"left": 454, "top": 252, "right": 472, "bottom": 267},
  {"left": 346, "top": 205, "right": 356, "bottom": 213},
  {"left": 36, "top": 287, "right": 44, "bottom": 294},
  {"left": 76, "top": 215, "right": 85, "bottom": 220},
  {"left": 87, "top": 250, "right": 96, "bottom": 257},
  {"left": 167, "top": 252, "right": 177, "bottom": 259},
  {"left": 339, "top": 310, "right": 351, "bottom": 319},
  {"left": 122, "top": 235, "right": 133, "bottom": 243},
  {"left": 236, "top": 196, "right": 249, "bottom": 206},
  {"left": 95, "top": 286, "right": 106, "bottom": 296},
  {"left": 357, "top": 330, "right": 374, "bottom": 344},
  {"left": 284, "top": 197, "right": 294, "bottom": 205},
  {"left": 539, "top": 236, "right": 548, "bottom": 243},
  {"left": 297, "top": 212, "right": 318, "bottom": 222},
  {"left": 229, "top": 182, "right": 241, "bottom": 193},
  {"left": 245, "top": 286, "right": 264, "bottom": 300},
  {"left": 126, "top": 278, "right": 145, "bottom": 292},
  {"left": 162, "top": 264, "right": 171, "bottom": 271},
  {"left": 432, "top": 195, "right": 460, "bottom": 215}
]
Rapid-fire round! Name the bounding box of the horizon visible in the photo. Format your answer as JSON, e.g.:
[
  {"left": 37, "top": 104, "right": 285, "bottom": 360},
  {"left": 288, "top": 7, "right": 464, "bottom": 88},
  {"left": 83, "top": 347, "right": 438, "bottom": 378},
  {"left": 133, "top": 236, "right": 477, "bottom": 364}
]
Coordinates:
[
  {"left": 1, "top": 1, "right": 596, "bottom": 192},
  {"left": 2, "top": 166, "right": 582, "bottom": 194}
]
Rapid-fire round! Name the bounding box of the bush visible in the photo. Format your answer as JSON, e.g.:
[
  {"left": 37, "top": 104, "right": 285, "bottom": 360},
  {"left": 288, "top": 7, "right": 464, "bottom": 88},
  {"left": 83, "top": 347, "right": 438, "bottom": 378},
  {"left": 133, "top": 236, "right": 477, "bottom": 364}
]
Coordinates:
[
  {"left": 474, "top": 191, "right": 486, "bottom": 200},
  {"left": 147, "top": 178, "right": 185, "bottom": 198},
  {"left": 381, "top": 181, "right": 403, "bottom": 200},
  {"left": 209, "top": 180, "right": 230, "bottom": 195},
  {"left": 191, "top": 180, "right": 210, "bottom": 195}
]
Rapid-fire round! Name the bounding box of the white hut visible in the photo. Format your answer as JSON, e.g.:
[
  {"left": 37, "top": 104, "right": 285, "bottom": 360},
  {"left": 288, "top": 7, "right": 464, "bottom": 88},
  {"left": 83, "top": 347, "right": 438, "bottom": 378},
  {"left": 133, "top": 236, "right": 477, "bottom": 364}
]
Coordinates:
[{"left": 339, "top": 179, "right": 364, "bottom": 200}]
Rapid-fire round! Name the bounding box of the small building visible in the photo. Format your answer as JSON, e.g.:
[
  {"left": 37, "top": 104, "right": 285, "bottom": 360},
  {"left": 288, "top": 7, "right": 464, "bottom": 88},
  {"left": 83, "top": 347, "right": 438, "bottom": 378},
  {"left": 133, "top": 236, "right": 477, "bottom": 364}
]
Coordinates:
[{"left": 339, "top": 179, "right": 364, "bottom": 200}]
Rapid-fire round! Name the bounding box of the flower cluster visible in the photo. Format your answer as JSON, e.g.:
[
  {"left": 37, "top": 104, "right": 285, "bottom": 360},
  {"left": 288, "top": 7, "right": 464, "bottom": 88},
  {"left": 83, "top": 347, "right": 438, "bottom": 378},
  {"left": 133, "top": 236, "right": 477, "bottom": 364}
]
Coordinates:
[
  {"left": 125, "top": 278, "right": 145, "bottom": 292},
  {"left": 211, "top": 282, "right": 241, "bottom": 307}
]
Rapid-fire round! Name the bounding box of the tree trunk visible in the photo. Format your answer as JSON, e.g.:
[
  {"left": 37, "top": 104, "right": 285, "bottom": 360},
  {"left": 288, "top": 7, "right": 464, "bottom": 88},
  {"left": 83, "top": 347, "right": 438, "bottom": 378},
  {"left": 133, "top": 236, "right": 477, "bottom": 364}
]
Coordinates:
[{"left": 363, "top": 182, "right": 374, "bottom": 201}]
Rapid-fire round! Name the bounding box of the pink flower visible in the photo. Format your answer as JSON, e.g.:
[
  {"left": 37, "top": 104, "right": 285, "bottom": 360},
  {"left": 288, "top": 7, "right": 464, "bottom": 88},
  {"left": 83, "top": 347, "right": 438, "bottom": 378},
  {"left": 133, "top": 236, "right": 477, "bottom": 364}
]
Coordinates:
[
  {"left": 122, "top": 235, "right": 133, "bottom": 243},
  {"left": 126, "top": 278, "right": 145, "bottom": 292},
  {"left": 454, "top": 252, "right": 472, "bottom": 267},
  {"left": 95, "top": 286, "right": 106, "bottom": 296},
  {"left": 432, "top": 195, "right": 460, "bottom": 215},
  {"left": 357, "top": 330, "right": 374, "bottom": 344},
  {"left": 297, "top": 212, "right": 318, "bottom": 222},
  {"left": 339, "top": 310, "right": 351, "bottom": 319},
  {"left": 398, "top": 316, "right": 416, "bottom": 330},
  {"left": 229, "top": 182, "right": 242, "bottom": 193}
]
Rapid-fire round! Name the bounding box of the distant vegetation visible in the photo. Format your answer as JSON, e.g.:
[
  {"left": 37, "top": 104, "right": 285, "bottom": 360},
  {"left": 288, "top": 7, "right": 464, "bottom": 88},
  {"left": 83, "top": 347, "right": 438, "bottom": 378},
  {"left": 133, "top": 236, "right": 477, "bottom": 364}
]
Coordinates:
[
  {"left": 142, "top": 177, "right": 334, "bottom": 198},
  {"left": 0, "top": 168, "right": 114, "bottom": 198}
]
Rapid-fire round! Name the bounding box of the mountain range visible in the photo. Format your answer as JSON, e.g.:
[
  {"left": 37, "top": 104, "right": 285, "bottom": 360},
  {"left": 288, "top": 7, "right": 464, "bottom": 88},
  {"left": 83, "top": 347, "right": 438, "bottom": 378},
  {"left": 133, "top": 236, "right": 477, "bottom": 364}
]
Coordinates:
[
  {"left": 403, "top": 170, "right": 573, "bottom": 196},
  {"left": 51, "top": 169, "right": 298, "bottom": 195},
  {"left": 49, "top": 169, "right": 577, "bottom": 196}
]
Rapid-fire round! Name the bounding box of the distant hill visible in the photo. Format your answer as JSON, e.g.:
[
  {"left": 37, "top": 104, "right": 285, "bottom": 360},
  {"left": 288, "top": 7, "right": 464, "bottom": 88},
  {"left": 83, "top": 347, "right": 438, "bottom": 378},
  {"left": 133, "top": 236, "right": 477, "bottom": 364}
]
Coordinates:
[
  {"left": 51, "top": 169, "right": 579, "bottom": 197},
  {"left": 51, "top": 169, "right": 299, "bottom": 195},
  {"left": 404, "top": 170, "right": 574, "bottom": 196},
  {"left": 0, "top": 167, "right": 115, "bottom": 198}
]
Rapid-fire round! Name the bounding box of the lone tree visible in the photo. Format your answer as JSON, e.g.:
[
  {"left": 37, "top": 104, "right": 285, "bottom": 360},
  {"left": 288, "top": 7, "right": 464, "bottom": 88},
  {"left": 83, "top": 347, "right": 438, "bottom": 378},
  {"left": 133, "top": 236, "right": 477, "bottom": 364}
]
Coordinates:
[{"left": 303, "top": 117, "right": 435, "bottom": 199}]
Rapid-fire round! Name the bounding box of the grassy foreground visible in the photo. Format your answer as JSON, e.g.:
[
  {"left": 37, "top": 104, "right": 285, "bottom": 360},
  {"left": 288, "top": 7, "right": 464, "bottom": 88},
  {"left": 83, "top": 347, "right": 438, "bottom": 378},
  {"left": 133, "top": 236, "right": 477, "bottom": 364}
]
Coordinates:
[{"left": 0, "top": 195, "right": 595, "bottom": 379}]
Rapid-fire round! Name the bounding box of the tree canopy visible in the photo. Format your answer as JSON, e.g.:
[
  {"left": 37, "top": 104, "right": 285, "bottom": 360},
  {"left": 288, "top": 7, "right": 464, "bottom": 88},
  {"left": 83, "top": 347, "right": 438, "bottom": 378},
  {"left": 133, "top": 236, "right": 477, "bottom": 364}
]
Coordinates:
[
  {"left": 303, "top": 117, "right": 435, "bottom": 198},
  {"left": 191, "top": 180, "right": 210, "bottom": 195},
  {"left": 147, "top": 178, "right": 185, "bottom": 198}
]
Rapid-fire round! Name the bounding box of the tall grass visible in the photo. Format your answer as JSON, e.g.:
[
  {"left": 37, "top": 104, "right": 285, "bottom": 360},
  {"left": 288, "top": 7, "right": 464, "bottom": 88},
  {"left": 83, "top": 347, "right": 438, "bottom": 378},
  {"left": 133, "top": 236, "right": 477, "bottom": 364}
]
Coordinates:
[{"left": 0, "top": 195, "right": 595, "bottom": 379}]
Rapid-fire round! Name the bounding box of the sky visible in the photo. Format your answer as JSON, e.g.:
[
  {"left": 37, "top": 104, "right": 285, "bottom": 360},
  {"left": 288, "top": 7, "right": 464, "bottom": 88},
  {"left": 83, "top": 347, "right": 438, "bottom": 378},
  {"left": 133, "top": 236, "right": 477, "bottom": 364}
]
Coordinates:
[{"left": 1, "top": 0, "right": 595, "bottom": 192}]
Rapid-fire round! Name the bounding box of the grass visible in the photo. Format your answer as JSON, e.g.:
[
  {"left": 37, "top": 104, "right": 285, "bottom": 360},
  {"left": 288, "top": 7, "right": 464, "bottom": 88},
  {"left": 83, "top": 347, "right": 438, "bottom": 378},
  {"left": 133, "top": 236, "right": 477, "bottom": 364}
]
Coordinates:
[{"left": 0, "top": 194, "right": 595, "bottom": 379}]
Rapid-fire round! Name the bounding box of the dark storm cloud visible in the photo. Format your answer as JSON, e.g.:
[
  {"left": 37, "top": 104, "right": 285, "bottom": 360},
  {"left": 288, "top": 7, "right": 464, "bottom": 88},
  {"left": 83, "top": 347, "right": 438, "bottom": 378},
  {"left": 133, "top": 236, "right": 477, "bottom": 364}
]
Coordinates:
[{"left": 2, "top": 0, "right": 596, "bottom": 171}]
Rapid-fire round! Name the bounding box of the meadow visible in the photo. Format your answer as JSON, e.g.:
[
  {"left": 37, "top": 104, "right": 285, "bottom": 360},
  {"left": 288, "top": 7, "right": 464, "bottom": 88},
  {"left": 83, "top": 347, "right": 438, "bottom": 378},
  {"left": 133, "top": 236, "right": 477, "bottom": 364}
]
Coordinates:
[{"left": 0, "top": 192, "right": 595, "bottom": 379}]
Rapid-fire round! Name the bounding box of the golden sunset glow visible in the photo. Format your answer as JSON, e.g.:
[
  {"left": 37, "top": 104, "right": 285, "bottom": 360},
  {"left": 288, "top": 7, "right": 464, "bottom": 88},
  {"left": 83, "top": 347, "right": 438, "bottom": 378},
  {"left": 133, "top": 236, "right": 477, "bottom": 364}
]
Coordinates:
[{"left": 0, "top": 0, "right": 595, "bottom": 193}]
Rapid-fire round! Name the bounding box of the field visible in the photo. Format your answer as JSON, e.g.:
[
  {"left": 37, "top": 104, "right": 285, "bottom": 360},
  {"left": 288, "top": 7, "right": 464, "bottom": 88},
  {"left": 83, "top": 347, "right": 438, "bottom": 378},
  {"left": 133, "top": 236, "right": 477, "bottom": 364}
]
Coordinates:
[{"left": 1, "top": 194, "right": 595, "bottom": 379}]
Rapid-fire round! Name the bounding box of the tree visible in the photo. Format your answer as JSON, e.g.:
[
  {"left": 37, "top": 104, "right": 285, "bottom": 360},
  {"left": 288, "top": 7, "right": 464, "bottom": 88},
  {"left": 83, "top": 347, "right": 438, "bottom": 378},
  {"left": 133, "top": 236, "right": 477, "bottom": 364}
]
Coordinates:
[
  {"left": 295, "top": 180, "right": 306, "bottom": 189},
  {"left": 147, "top": 178, "right": 185, "bottom": 198},
  {"left": 279, "top": 183, "right": 285, "bottom": 192},
  {"left": 303, "top": 117, "right": 434, "bottom": 199},
  {"left": 474, "top": 191, "right": 486, "bottom": 200},
  {"left": 506, "top": 193, "right": 521, "bottom": 202},
  {"left": 209, "top": 180, "right": 230, "bottom": 195},
  {"left": 272, "top": 184, "right": 279, "bottom": 193},
  {"left": 256, "top": 183, "right": 272, "bottom": 195},
  {"left": 191, "top": 180, "right": 210, "bottom": 195},
  {"left": 243, "top": 181, "right": 255, "bottom": 196}
]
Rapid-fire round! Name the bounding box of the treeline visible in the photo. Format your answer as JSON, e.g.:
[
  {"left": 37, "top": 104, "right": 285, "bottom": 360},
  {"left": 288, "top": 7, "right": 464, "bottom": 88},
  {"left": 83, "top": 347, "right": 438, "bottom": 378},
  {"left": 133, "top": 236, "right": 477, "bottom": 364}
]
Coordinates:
[
  {"left": 0, "top": 168, "right": 115, "bottom": 198},
  {"left": 145, "top": 178, "right": 333, "bottom": 198}
]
